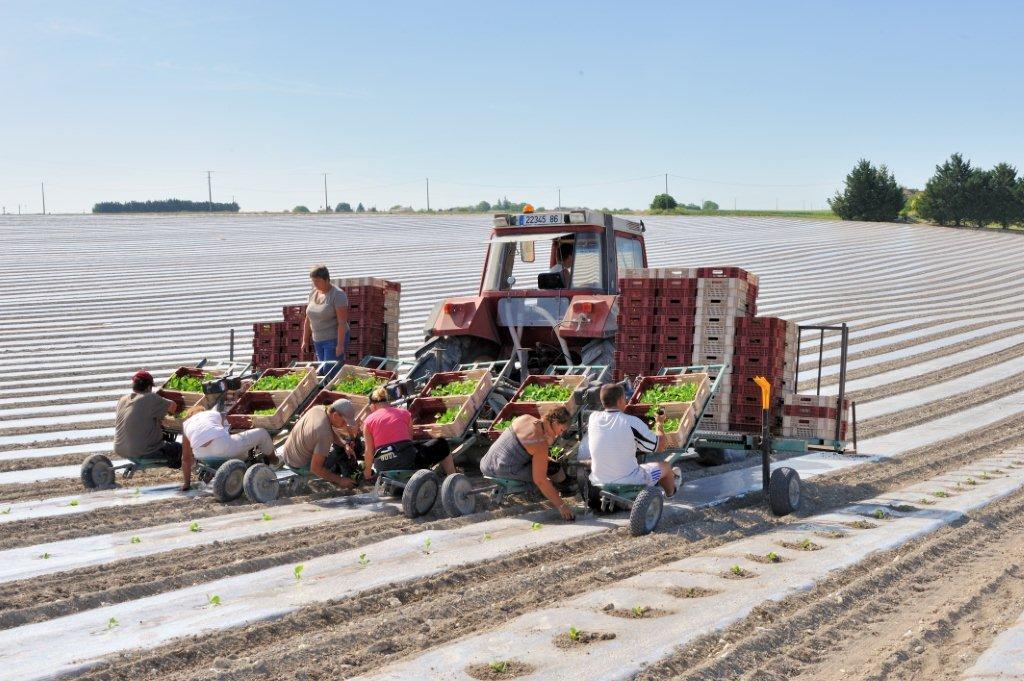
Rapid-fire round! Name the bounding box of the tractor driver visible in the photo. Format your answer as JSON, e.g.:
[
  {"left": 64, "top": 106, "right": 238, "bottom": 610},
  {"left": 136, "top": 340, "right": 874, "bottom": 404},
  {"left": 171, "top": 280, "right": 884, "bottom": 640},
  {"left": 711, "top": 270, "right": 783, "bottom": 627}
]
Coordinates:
[
  {"left": 577, "top": 383, "right": 677, "bottom": 498},
  {"left": 479, "top": 406, "right": 576, "bottom": 522},
  {"left": 548, "top": 239, "right": 574, "bottom": 287},
  {"left": 279, "top": 399, "right": 361, "bottom": 490}
]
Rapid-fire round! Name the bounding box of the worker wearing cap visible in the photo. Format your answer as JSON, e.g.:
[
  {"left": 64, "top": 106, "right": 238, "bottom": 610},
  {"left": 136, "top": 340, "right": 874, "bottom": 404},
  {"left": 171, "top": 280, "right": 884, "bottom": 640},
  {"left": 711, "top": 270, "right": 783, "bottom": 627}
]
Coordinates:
[
  {"left": 113, "top": 370, "right": 183, "bottom": 467},
  {"left": 280, "top": 399, "right": 360, "bottom": 490}
]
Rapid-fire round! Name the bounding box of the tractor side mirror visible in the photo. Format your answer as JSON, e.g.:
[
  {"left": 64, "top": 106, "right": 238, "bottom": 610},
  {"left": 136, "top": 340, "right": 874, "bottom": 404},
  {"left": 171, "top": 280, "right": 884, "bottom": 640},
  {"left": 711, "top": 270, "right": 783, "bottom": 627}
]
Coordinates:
[{"left": 519, "top": 240, "right": 535, "bottom": 263}]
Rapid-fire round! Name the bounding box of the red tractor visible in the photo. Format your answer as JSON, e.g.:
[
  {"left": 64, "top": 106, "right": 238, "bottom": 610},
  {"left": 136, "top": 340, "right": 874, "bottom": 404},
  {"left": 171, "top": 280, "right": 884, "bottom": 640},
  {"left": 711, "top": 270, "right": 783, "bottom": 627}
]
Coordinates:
[{"left": 409, "top": 209, "right": 647, "bottom": 379}]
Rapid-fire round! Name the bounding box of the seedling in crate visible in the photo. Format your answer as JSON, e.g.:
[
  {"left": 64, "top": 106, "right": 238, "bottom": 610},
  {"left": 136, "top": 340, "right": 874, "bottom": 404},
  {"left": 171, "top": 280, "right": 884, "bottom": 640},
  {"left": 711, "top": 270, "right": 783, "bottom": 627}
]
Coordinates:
[
  {"left": 334, "top": 376, "right": 386, "bottom": 396},
  {"left": 358, "top": 553, "right": 370, "bottom": 567},
  {"left": 520, "top": 383, "right": 573, "bottom": 402},
  {"left": 640, "top": 383, "right": 699, "bottom": 407},
  {"left": 568, "top": 626, "right": 582, "bottom": 643},
  {"left": 435, "top": 407, "right": 461, "bottom": 425},
  {"left": 189, "top": 521, "right": 201, "bottom": 532},
  {"left": 252, "top": 371, "right": 306, "bottom": 391},
  {"left": 294, "top": 564, "right": 304, "bottom": 581},
  {"left": 208, "top": 594, "right": 222, "bottom": 606},
  {"left": 165, "top": 373, "right": 215, "bottom": 392},
  {"left": 428, "top": 379, "right": 477, "bottom": 397},
  {"left": 492, "top": 419, "right": 513, "bottom": 431}
]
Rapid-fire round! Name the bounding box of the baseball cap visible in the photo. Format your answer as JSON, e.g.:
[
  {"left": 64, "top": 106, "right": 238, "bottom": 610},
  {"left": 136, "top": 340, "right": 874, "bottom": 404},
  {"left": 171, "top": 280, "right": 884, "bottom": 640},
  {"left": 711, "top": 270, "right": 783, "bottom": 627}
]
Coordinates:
[
  {"left": 132, "top": 370, "right": 154, "bottom": 383},
  {"left": 329, "top": 398, "right": 357, "bottom": 422}
]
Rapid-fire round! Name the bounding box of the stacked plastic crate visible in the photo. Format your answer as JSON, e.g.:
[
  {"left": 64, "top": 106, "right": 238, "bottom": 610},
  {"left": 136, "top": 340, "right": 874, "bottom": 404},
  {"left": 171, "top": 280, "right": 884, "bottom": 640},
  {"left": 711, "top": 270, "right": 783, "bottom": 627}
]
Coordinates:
[
  {"left": 727, "top": 316, "right": 799, "bottom": 433},
  {"left": 689, "top": 267, "right": 759, "bottom": 431},
  {"left": 250, "top": 278, "right": 401, "bottom": 370},
  {"left": 614, "top": 268, "right": 697, "bottom": 378},
  {"left": 781, "top": 394, "right": 850, "bottom": 441}
]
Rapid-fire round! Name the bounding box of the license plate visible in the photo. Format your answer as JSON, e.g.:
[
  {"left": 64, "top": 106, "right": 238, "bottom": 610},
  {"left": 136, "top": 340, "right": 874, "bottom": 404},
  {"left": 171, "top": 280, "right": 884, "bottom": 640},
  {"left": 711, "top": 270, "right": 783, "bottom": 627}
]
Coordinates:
[{"left": 517, "top": 213, "right": 562, "bottom": 226}]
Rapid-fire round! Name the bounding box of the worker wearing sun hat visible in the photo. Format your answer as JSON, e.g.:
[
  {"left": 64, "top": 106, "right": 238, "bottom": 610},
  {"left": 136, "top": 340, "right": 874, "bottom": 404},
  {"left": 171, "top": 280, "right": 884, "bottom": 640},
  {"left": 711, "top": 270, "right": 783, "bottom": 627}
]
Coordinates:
[
  {"left": 280, "top": 398, "right": 360, "bottom": 490},
  {"left": 113, "top": 370, "right": 183, "bottom": 468}
]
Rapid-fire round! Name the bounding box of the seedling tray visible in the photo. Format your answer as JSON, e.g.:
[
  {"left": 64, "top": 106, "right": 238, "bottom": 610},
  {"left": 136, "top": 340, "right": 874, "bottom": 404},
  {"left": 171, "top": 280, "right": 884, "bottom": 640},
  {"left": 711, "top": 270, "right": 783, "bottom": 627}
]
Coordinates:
[
  {"left": 419, "top": 368, "right": 493, "bottom": 413},
  {"left": 325, "top": 365, "right": 395, "bottom": 408},
  {"left": 226, "top": 390, "right": 300, "bottom": 430},
  {"left": 486, "top": 402, "right": 545, "bottom": 441},
  {"left": 625, "top": 403, "right": 696, "bottom": 450},
  {"left": 409, "top": 395, "right": 471, "bottom": 440},
  {"left": 509, "top": 374, "right": 585, "bottom": 413}
]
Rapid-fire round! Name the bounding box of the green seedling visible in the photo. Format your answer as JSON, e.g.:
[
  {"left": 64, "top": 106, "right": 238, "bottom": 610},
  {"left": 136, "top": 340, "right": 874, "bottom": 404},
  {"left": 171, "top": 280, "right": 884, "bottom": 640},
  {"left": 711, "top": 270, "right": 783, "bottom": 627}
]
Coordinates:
[
  {"left": 640, "top": 382, "right": 699, "bottom": 407},
  {"left": 423, "top": 538, "right": 432, "bottom": 553},
  {"left": 531, "top": 522, "right": 543, "bottom": 531},
  {"left": 548, "top": 444, "right": 564, "bottom": 459},
  {"left": 483, "top": 533, "right": 493, "bottom": 541},
  {"left": 966, "top": 478, "right": 977, "bottom": 486},
  {"left": 208, "top": 594, "right": 221, "bottom": 606},
  {"left": 359, "top": 553, "right": 370, "bottom": 567},
  {"left": 133, "top": 487, "right": 142, "bottom": 497},
  {"left": 766, "top": 551, "right": 781, "bottom": 563},
  {"left": 130, "top": 536, "right": 141, "bottom": 544},
  {"left": 189, "top": 521, "right": 201, "bottom": 532},
  {"left": 251, "top": 371, "right": 306, "bottom": 391},
  {"left": 631, "top": 605, "right": 647, "bottom": 617},
  {"left": 173, "top": 409, "right": 189, "bottom": 420},
  {"left": 519, "top": 383, "right": 573, "bottom": 402},
  {"left": 164, "top": 372, "right": 215, "bottom": 392},
  {"left": 488, "top": 661, "right": 509, "bottom": 673},
  {"left": 730, "top": 564, "right": 744, "bottom": 576},
  {"left": 252, "top": 407, "right": 278, "bottom": 417},
  {"left": 933, "top": 490, "right": 950, "bottom": 498},
  {"left": 428, "top": 379, "right": 477, "bottom": 397},
  {"left": 334, "top": 375, "right": 386, "bottom": 396},
  {"left": 1, "top": 508, "right": 10, "bottom": 515},
  {"left": 980, "top": 473, "right": 991, "bottom": 480},
  {"left": 69, "top": 499, "right": 79, "bottom": 507},
  {"left": 41, "top": 552, "right": 51, "bottom": 559},
  {"left": 262, "top": 512, "right": 272, "bottom": 521},
  {"left": 434, "top": 407, "right": 461, "bottom": 425},
  {"left": 568, "top": 626, "right": 581, "bottom": 642},
  {"left": 800, "top": 538, "right": 813, "bottom": 550},
  {"left": 492, "top": 419, "right": 513, "bottom": 431},
  {"left": 873, "top": 509, "right": 887, "bottom": 520},
  {"left": 294, "top": 564, "right": 304, "bottom": 581},
  {"left": 107, "top": 617, "right": 119, "bottom": 630}
]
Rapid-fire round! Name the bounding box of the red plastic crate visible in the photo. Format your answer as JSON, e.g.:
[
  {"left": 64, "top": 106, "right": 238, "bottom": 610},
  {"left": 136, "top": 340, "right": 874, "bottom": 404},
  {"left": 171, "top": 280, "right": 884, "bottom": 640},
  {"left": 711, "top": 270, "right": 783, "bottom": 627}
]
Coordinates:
[
  {"left": 619, "top": 277, "right": 658, "bottom": 291},
  {"left": 653, "top": 314, "right": 696, "bottom": 329},
  {"left": 282, "top": 305, "right": 307, "bottom": 321},
  {"left": 618, "top": 312, "right": 655, "bottom": 328},
  {"left": 697, "top": 266, "right": 759, "bottom": 285},
  {"left": 618, "top": 341, "right": 654, "bottom": 354},
  {"left": 617, "top": 330, "right": 656, "bottom": 345}
]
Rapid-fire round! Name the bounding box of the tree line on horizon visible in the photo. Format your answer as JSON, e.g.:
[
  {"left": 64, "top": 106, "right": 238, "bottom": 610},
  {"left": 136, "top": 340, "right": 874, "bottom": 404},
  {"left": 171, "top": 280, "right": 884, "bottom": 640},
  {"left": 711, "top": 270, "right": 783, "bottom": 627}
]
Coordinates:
[
  {"left": 92, "top": 199, "right": 240, "bottom": 213},
  {"left": 829, "top": 155, "right": 1024, "bottom": 228}
]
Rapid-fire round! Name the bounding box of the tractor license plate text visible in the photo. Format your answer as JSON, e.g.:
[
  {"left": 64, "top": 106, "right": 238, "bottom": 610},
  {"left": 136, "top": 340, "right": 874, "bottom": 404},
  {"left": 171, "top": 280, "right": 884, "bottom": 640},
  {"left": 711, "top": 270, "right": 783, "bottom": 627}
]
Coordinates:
[{"left": 517, "top": 213, "right": 562, "bottom": 225}]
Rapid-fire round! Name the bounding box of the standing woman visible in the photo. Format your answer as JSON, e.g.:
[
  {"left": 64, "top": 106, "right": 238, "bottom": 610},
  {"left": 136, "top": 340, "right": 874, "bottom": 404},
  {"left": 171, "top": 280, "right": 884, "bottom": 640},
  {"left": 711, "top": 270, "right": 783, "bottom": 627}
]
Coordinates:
[{"left": 301, "top": 264, "right": 349, "bottom": 374}]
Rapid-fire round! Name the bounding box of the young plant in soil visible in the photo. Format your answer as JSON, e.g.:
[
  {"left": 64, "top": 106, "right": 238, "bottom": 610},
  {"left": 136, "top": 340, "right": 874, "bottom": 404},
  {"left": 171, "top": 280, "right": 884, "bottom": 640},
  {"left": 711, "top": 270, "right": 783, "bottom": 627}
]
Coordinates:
[
  {"left": 666, "top": 586, "right": 721, "bottom": 599},
  {"left": 464, "top": 660, "right": 535, "bottom": 680},
  {"left": 189, "top": 521, "right": 201, "bottom": 532},
  {"left": 293, "top": 564, "right": 304, "bottom": 581},
  {"left": 609, "top": 604, "right": 671, "bottom": 619},
  {"left": 814, "top": 530, "right": 847, "bottom": 540},
  {"left": 725, "top": 564, "right": 754, "bottom": 579},
  {"left": 207, "top": 594, "right": 221, "bottom": 606},
  {"left": 548, "top": 444, "right": 565, "bottom": 459},
  {"left": 889, "top": 503, "right": 917, "bottom": 513},
  {"left": 358, "top": 553, "right": 370, "bottom": 567},
  {"left": 262, "top": 512, "right": 272, "bottom": 521},
  {"left": 748, "top": 552, "right": 783, "bottom": 564},
  {"left": 129, "top": 536, "right": 141, "bottom": 544},
  {"left": 107, "top": 617, "right": 119, "bottom": 630},
  {"left": 782, "top": 538, "right": 822, "bottom": 551},
  {"left": 519, "top": 383, "right": 573, "bottom": 402},
  {"left": 966, "top": 478, "right": 977, "bottom": 485},
  {"left": 1, "top": 508, "right": 10, "bottom": 515},
  {"left": 531, "top": 522, "right": 543, "bottom": 531},
  {"left": 553, "top": 627, "right": 616, "bottom": 648},
  {"left": 918, "top": 497, "right": 937, "bottom": 505},
  {"left": 423, "top": 538, "right": 432, "bottom": 554},
  {"left": 845, "top": 520, "right": 877, "bottom": 530},
  {"left": 932, "top": 490, "right": 951, "bottom": 498},
  {"left": 872, "top": 509, "right": 888, "bottom": 520},
  {"left": 429, "top": 379, "right": 477, "bottom": 397}
]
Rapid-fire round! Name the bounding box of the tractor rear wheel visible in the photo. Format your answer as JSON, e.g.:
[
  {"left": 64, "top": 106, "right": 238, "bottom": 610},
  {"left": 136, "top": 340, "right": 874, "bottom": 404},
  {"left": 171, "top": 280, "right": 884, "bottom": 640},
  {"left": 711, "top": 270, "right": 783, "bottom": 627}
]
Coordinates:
[
  {"left": 81, "top": 454, "right": 115, "bottom": 490},
  {"left": 211, "top": 460, "right": 247, "bottom": 502},
  {"left": 409, "top": 336, "right": 499, "bottom": 380},
  {"left": 402, "top": 469, "right": 440, "bottom": 518}
]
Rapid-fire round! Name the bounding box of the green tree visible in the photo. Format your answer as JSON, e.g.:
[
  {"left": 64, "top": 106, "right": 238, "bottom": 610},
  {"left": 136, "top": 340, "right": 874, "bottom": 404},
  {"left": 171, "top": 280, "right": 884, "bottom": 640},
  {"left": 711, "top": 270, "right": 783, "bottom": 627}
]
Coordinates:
[
  {"left": 985, "top": 163, "right": 1024, "bottom": 228},
  {"left": 476, "top": 200, "right": 492, "bottom": 211},
  {"left": 917, "top": 153, "right": 975, "bottom": 226},
  {"left": 650, "top": 193, "right": 677, "bottom": 210},
  {"left": 292, "top": 205, "right": 311, "bottom": 214},
  {"left": 702, "top": 200, "right": 719, "bottom": 211},
  {"left": 335, "top": 202, "right": 353, "bottom": 213},
  {"left": 828, "top": 159, "right": 905, "bottom": 222},
  {"left": 356, "top": 202, "right": 365, "bottom": 212}
]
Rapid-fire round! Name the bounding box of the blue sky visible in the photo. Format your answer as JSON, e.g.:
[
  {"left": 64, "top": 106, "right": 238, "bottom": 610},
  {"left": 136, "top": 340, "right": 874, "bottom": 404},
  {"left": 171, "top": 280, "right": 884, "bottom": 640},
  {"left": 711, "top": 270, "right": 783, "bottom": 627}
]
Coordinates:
[{"left": 1, "top": 1, "right": 1022, "bottom": 214}]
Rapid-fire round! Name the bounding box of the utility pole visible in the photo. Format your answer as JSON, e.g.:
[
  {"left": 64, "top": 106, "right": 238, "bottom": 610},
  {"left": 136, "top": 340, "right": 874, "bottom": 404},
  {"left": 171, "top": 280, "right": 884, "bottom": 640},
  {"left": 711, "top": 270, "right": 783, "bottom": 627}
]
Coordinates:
[
  {"left": 425, "top": 178, "right": 430, "bottom": 211},
  {"left": 206, "top": 171, "right": 213, "bottom": 211},
  {"left": 18, "top": 204, "right": 21, "bottom": 215},
  {"left": 664, "top": 173, "right": 668, "bottom": 195},
  {"left": 41, "top": 183, "right": 46, "bottom": 215},
  {"left": 557, "top": 187, "right": 561, "bottom": 209},
  {"left": 323, "top": 173, "right": 329, "bottom": 212}
]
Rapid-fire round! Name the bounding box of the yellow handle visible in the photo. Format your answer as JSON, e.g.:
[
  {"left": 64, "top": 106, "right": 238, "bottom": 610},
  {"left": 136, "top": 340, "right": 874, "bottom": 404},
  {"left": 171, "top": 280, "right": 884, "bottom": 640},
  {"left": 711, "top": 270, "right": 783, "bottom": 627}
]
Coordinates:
[{"left": 753, "top": 376, "right": 771, "bottom": 410}]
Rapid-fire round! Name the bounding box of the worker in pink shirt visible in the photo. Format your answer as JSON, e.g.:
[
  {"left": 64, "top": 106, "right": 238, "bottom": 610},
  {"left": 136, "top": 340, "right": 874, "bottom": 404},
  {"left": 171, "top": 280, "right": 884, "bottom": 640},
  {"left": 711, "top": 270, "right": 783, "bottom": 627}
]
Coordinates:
[{"left": 361, "top": 386, "right": 455, "bottom": 481}]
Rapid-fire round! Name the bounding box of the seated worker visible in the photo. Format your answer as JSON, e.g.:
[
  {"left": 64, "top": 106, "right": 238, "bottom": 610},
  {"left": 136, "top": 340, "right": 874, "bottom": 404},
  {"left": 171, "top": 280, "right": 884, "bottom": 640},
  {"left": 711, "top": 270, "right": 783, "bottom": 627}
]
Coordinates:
[
  {"left": 279, "top": 399, "right": 360, "bottom": 490},
  {"left": 579, "top": 383, "right": 677, "bottom": 497},
  {"left": 362, "top": 386, "right": 456, "bottom": 481},
  {"left": 180, "top": 405, "right": 277, "bottom": 491},
  {"left": 479, "top": 407, "right": 575, "bottom": 522},
  {"left": 548, "top": 240, "right": 574, "bottom": 287},
  {"left": 113, "top": 369, "right": 182, "bottom": 465}
]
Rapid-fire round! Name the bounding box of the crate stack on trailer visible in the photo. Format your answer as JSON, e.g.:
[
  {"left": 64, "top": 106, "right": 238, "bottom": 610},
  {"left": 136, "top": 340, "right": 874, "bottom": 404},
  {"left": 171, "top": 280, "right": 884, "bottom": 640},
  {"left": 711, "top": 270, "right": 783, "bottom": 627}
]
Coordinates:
[
  {"left": 615, "top": 266, "right": 804, "bottom": 436},
  {"left": 782, "top": 394, "right": 851, "bottom": 441},
  {"left": 250, "top": 277, "right": 401, "bottom": 370}
]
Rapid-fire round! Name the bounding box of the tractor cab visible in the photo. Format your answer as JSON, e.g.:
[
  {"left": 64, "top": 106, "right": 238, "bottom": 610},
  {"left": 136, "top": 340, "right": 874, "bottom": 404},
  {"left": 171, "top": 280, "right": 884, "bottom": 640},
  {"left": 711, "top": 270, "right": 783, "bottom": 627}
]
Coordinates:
[{"left": 414, "top": 209, "right": 647, "bottom": 377}]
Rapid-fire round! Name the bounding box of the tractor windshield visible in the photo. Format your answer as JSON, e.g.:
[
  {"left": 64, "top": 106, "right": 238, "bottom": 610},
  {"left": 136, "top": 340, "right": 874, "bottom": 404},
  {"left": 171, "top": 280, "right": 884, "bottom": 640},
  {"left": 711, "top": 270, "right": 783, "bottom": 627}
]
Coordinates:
[{"left": 482, "top": 232, "right": 603, "bottom": 292}]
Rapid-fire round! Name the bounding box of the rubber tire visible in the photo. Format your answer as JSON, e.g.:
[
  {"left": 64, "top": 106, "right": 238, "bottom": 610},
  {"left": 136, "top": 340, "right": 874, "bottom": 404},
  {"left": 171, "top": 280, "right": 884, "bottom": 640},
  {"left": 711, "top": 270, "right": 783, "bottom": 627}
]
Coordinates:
[
  {"left": 768, "top": 466, "right": 801, "bottom": 516},
  {"left": 401, "top": 469, "right": 440, "bottom": 518},
  {"left": 211, "top": 459, "right": 247, "bottom": 502},
  {"left": 629, "top": 487, "right": 664, "bottom": 536},
  {"left": 440, "top": 473, "right": 475, "bottom": 517},
  {"left": 243, "top": 463, "right": 279, "bottom": 504},
  {"left": 81, "top": 454, "right": 115, "bottom": 489}
]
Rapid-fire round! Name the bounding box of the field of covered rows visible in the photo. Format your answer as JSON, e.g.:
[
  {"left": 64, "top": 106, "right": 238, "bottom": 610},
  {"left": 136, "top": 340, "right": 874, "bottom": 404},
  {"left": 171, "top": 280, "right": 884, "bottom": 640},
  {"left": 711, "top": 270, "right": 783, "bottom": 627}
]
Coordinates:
[{"left": 1, "top": 213, "right": 1024, "bottom": 680}]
